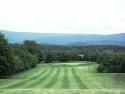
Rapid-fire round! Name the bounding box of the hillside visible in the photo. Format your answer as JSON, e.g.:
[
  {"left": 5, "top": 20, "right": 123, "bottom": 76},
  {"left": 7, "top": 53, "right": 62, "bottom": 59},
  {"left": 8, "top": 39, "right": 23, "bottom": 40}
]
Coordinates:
[{"left": 1, "top": 30, "right": 125, "bottom": 45}]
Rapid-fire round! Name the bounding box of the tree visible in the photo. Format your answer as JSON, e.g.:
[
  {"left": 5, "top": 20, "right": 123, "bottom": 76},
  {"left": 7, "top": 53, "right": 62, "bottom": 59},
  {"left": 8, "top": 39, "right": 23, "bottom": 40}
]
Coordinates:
[
  {"left": 44, "top": 53, "right": 53, "bottom": 63},
  {"left": 23, "top": 40, "right": 39, "bottom": 54},
  {"left": 0, "top": 32, "right": 14, "bottom": 76},
  {"left": 13, "top": 45, "right": 38, "bottom": 70},
  {"left": 97, "top": 50, "right": 125, "bottom": 73},
  {"left": 38, "top": 51, "right": 44, "bottom": 62}
]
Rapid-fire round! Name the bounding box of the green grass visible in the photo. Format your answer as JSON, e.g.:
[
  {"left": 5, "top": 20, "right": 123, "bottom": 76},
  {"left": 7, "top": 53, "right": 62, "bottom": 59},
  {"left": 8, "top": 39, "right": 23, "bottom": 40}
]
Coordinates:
[
  {"left": 25, "top": 67, "right": 53, "bottom": 88},
  {"left": 0, "top": 61, "right": 125, "bottom": 94},
  {"left": 61, "top": 67, "right": 70, "bottom": 88},
  {"left": 44, "top": 68, "right": 60, "bottom": 88},
  {"left": 71, "top": 67, "right": 87, "bottom": 89}
]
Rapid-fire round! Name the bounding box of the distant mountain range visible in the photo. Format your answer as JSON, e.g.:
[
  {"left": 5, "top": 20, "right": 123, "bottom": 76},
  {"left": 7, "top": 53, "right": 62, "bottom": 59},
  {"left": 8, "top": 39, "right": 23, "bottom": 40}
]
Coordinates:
[{"left": 0, "top": 30, "right": 125, "bottom": 46}]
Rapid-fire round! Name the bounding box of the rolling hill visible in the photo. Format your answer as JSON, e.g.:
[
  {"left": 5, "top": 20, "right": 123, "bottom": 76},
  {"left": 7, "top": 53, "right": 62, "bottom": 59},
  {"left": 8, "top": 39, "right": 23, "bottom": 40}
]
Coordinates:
[{"left": 0, "top": 30, "right": 125, "bottom": 45}]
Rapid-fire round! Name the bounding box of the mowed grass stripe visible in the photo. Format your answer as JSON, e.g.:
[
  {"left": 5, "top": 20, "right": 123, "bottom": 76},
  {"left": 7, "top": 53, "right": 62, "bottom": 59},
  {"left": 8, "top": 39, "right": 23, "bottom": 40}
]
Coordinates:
[
  {"left": 68, "top": 67, "right": 79, "bottom": 89},
  {"left": 4, "top": 68, "right": 48, "bottom": 89},
  {"left": 25, "top": 68, "right": 53, "bottom": 88},
  {"left": 61, "top": 67, "right": 70, "bottom": 89},
  {"left": 52, "top": 68, "right": 64, "bottom": 89},
  {"left": 44, "top": 68, "right": 61, "bottom": 88},
  {"left": 77, "top": 67, "right": 103, "bottom": 89},
  {"left": 29, "top": 67, "right": 47, "bottom": 80},
  {"left": 21, "top": 67, "right": 49, "bottom": 88},
  {"left": 21, "top": 68, "right": 49, "bottom": 88},
  {"left": 71, "top": 67, "right": 88, "bottom": 89},
  {"left": 10, "top": 64, "right": 44, "bottom": 79},
  {"left": 1, "top": 80, "right": 24, "bottom": 89},
  {"left": 35, "top": 68, "right": 57, "bottom": 88}
]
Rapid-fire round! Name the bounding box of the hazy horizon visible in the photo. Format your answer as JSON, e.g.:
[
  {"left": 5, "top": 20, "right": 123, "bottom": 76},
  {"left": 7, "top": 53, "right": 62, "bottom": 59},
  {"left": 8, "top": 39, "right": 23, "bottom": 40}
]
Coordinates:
[
  {"left": 0, "top": 0, "right": 125, "bottom": 34},
  {"left": 2, "top": 30, "right": 125, "bottom": 35}
]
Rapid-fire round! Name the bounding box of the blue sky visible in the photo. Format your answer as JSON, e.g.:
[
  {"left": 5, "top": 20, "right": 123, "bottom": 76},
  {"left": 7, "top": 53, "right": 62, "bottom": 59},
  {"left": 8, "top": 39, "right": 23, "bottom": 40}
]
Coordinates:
[{"left": 0, "top": 0, "right": 125, "bottom": 34}]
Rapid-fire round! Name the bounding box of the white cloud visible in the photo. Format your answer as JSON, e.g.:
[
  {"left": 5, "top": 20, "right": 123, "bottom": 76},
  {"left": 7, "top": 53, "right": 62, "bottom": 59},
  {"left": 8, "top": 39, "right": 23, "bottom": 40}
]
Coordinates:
[{"left": 0, "top": 0, "right": 125, "bottom": 34}]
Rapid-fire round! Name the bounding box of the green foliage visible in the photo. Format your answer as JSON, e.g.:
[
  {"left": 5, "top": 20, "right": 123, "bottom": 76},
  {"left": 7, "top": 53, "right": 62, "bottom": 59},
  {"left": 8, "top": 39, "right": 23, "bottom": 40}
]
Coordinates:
[
  {"left": 45, "top": 52, "right": 54, "bottom": 63},
  {"left": 23, "top": 40, "right": 39, "bottom": 54},
  {"left": 0, "top": 32, "right": 14, "bottom": 76},
  {"left": 13, "top": 44, "right": 38, "bottom": 71},
  {"left": 38, "top": 51, "right": 44, "bottom": 62},
  {"left": 0, "top": 33, "right": 40, "bottom": 77},
  {"left": 97, "top": 50, "right": 125, "bottom": 73}
]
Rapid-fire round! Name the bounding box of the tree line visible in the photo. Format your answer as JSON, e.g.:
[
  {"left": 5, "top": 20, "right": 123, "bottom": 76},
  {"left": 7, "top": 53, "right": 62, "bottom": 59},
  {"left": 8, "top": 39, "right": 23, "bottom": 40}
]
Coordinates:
[
  {"left": 1, "top": 32, "right": 125, "bottom": 77},
  {"left": 0, "top": 32, "right": 40, "bottom": 77}
]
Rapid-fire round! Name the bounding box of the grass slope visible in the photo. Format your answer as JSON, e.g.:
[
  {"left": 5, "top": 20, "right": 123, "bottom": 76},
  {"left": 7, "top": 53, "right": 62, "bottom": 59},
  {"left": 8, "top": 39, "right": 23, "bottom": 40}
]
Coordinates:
[{"left": 0, "top": 61, "right": 125, "bottom": 94}]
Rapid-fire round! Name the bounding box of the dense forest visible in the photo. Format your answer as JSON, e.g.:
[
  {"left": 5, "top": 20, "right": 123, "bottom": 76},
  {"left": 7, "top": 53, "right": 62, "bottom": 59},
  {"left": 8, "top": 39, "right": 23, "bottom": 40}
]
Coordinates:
[{"left": 0, "top": 32, "right": 125, "bottom": 77}]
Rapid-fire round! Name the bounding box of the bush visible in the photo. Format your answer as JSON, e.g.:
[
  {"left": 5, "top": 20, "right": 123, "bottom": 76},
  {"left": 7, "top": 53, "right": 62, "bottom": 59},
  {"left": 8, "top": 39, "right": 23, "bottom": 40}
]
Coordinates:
[{"left": 97, "top": 50, "right": 125, "bottom": 73}]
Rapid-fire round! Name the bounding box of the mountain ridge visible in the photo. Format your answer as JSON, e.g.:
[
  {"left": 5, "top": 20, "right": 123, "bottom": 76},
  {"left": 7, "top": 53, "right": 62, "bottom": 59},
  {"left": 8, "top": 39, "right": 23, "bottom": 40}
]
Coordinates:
[{"left": 0, "top": 30, "right": 125, "bottom": 46}]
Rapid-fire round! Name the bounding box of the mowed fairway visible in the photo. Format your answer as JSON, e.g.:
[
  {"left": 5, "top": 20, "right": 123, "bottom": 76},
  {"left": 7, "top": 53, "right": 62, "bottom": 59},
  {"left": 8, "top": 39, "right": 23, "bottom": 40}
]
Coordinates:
[{"left": 0, "top": 61, "right": 125, "bottom": 94}]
